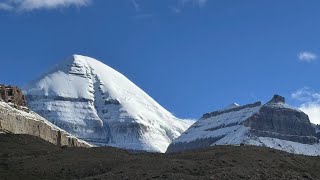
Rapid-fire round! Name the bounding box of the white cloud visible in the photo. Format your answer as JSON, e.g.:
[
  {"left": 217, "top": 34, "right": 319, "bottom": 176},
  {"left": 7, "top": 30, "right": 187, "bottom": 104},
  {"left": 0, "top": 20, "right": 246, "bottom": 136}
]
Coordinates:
[
  {"left": 300, "top": 103, "right": 320, "bottom": 125},
  {"left": 298, "top": 51, "right": 317, "bottom": 62},
  {"left": 0, "top": 0, "right": 91, "bottom": 11},
  {"left": 292, "top": 87, "right": 320, "bottom": 125}
]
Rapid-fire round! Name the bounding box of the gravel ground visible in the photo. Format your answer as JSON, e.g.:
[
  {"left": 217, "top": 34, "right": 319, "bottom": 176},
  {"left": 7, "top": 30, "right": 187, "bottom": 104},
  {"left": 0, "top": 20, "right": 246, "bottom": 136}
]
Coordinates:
[{"left": 1, "top": 134, "right": 320, "bottom": 180}]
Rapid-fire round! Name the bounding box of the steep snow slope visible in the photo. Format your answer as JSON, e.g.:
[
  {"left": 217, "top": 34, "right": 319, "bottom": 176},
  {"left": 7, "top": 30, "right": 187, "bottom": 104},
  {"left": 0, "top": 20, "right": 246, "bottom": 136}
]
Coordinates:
[
  {"left": 167, "top": 102, "right": 262, "bottom": 152},
  {"left": 25, "top": 55, "right": 192, "bottom": 152},
  {"left": 167, "top": 95, "right": 320, "bottom": 156}
]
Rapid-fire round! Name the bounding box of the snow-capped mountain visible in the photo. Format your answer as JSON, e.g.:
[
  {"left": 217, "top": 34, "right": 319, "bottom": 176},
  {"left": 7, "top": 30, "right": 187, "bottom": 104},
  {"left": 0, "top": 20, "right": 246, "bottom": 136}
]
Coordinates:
[
  {"left": 24, "top": 55, "right": 193, "bottom": 152},
  {"left": 167, "top": 95, "right": 320, "bottom": 156}
]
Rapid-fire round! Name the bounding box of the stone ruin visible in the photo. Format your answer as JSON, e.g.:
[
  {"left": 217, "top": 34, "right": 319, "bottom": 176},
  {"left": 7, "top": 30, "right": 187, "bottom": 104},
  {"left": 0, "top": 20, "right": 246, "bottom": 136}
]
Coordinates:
[{"left": 0, "top": 84, "right": 26, "bottom": 106}]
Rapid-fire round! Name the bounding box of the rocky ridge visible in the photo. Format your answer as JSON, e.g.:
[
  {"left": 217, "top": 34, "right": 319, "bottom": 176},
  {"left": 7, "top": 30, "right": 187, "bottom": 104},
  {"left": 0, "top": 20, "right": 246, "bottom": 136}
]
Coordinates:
[
  {"left": 166, "top": 95, "right": 320, "bottom": 155},
  {"left": 0, "top": 99, "right": 91, "bottom": 147}
]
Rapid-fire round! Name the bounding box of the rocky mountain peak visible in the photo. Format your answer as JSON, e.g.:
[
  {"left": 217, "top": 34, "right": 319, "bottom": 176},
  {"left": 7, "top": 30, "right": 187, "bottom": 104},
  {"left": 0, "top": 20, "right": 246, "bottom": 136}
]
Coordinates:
[
  {"left": 167, "top": 94, "right": 320, "bottom": 155},
  {"left": 268, "top": 94, "right": 285, "bottom": 103}
]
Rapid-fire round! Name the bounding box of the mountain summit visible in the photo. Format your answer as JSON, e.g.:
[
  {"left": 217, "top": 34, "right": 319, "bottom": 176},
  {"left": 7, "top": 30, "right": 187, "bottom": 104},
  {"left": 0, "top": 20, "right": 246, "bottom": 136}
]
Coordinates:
[
  {"left": 25, "top": 55, "right": 192, "bottom": 152},
  {"left": 167, "top": 95, "right": 320, "bottom": 155}
]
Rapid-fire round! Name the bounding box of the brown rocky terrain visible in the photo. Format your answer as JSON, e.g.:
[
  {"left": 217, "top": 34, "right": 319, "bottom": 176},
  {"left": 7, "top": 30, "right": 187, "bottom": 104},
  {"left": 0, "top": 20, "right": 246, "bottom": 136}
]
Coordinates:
[
  {"left": 0, "top": 99, "right": 90, "bottom": 148},
  {"left": 0, "top": 84, "right": 90, "bottom": 148},
  {"left": 0, "top": 85, "right": 26, "bottom": 106},
  {"left": 1, "top": 134, "right": 320, "bottom": 180}
]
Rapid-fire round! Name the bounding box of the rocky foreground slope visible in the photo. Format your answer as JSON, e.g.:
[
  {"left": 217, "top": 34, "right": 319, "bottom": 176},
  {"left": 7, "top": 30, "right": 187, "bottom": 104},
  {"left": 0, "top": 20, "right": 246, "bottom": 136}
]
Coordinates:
[
  {"left": 167, "top": 95, "right": 320, "bottom": 155},
  {"left": 0, "top": 100, "right": 90, "bottom": 147},
  {"left": 24, "top": 55, "right": 192, "bottom": 152},
  {"left": 1, "top": 134, "right": 320, "bottom": 180}
]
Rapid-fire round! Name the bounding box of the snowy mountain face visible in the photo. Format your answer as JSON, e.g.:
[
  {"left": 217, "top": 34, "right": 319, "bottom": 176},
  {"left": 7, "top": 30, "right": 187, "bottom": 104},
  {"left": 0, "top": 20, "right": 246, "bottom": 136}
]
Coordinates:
[
  {"left": 24, "top": 55, "right": 192, "bottom": 153},
  {"left": 167, "top": 95, "right": 320, "bottom": 156}
]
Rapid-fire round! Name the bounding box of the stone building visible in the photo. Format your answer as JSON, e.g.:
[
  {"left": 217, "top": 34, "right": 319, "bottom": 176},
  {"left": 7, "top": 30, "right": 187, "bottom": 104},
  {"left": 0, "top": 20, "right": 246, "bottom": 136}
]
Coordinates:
[{"left": 0, "top": 84, "right": 26, "bottom": 106}]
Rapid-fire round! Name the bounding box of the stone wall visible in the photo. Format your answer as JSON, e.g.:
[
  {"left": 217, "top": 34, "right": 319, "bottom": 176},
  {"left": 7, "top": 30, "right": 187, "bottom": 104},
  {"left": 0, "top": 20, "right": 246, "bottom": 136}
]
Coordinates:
[{"left": 0, "top": 85, "right": 26, "bottom": 106}]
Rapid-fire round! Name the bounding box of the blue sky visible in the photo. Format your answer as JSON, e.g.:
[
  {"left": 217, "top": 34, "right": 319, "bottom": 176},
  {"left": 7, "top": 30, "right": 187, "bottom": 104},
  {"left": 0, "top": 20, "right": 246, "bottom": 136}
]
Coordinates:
[{"left": 0, "top": 0, "right": 320, "bottom": 123}]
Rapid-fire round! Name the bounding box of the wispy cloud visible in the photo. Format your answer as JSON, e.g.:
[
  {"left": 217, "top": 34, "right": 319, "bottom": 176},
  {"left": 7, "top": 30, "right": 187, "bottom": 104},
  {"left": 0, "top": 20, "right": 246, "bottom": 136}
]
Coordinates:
[
  {"left": 0, "top": 2, "right": 13, "bottom": 11},
  {"left": 1, "top": 0, "right": 208, "bottom": 13},
  {"left": 171, "top": 0, "right": 207, "bottom": 14},
  {"left": 292, "top": 87, "right": 320, "bottom": 124},
  {"left": 169, "top": 6, "right": 182, "bottom": 14},
  {"left": 180, "top": 0, "right": 208, "bottom": 8},
  {"left": 0, "top": 0, "right": 91, "bottom": 12},
  {"left": 130, "top": 0, "right": 140, "bottom": 12},
  {"left": 298, "top": 51, "right": 317, "bottom": 62}
]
